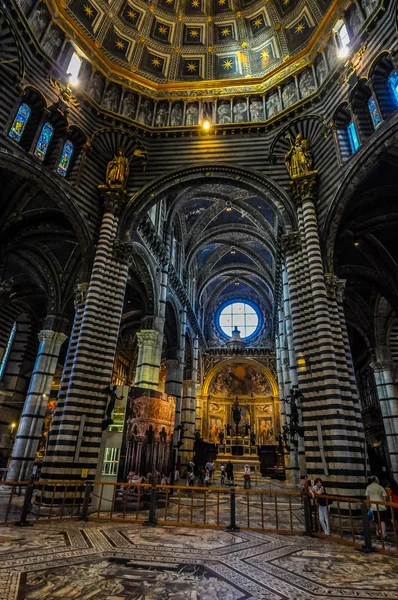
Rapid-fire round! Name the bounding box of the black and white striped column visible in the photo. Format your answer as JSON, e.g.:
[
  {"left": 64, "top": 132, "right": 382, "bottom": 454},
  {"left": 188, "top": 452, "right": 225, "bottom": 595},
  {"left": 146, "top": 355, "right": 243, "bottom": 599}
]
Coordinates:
[
  {"left": 179, "top": 335, "right": 199, "bottom": 468},
  {"left": 7, "top": 327, "right": 67, "bottom": 481},
  {"left": 283, "top": 175, "right": 366, "bottom": 495},
  {"left": 41, "top": 193, "right": 130, "bottom": 482},
  {"left": 371, "top": 359, "right": 398, "bottom": 480}
]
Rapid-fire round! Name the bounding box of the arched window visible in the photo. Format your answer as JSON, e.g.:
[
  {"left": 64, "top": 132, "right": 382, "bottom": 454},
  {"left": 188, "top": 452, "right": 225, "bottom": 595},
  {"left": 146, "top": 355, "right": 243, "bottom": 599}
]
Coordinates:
[
  {"left": 34, "top": 122, "right": 54, "bottom": 161},
  {"left": 347, "top": 121, "right": 359, "bottom": 153},
  {"left": 66, "top": 52, "right": 82, "bottom": 86},
  {"left": 0, "top": 323, "right": 16, "bottom": 381},
  {"left": 387, "top": 70, "right": 398, "bottom": 107},
  {"left": 8, "top": 103, "right": 31, "bottom": 143},
  {"left": 333, "top": 19, "right": 350, "bottom": 59},
  {"left": 367, "top": 96, "right": 381, "bottom": 129},
  {"left": 57, "top": 140, "right": 74, "bottom": 177}
]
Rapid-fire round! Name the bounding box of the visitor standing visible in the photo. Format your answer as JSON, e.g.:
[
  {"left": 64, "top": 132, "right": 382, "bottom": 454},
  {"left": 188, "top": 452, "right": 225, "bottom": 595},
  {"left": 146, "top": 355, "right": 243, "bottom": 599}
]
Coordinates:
[
  {"left": 366, "top": 475, "right": 388, "bottom": 538},
  {"left": 226, "top": 460, "right": 234, "bottom": 484},
  {"left": 311, "top": 477, "right": 330, "bottom": 535},
  {"left": 243, "top": 464, "right": 251, "bottom": 489},
  {"left": 220, "top": 463, "right": 226, "bottom": 485},
  {"left": 205, "top": 460, "right": 214, "bottom": 482}
]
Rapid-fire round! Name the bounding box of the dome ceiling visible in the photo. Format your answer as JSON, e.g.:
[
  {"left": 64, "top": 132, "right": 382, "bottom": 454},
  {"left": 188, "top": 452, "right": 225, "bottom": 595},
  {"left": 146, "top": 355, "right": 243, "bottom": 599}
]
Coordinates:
[{"left": 45, "top": 0, "right": 336, "bottom": 91}]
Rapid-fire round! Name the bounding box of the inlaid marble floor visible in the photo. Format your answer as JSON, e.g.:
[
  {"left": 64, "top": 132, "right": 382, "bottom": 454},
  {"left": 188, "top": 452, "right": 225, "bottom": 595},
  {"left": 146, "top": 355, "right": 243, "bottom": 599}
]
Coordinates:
[{"left": 1, "top": 521, "right": 398, "bottom": 600}]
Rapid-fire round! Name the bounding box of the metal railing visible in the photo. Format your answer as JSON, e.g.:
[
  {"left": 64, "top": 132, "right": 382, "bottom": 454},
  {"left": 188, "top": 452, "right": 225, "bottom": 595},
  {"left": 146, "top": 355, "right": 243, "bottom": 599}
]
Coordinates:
[{"left": 1, "top": 480, "right": 397, "bottom": 557}]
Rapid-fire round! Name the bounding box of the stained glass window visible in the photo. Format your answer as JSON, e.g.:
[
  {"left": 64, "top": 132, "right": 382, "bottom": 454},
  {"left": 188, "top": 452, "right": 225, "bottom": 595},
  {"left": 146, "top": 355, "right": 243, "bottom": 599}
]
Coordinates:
[
  {"left": 368, "top": 96, "right": 381, "bottom": 129},
  {"left": 0, "top": 323, "right": 16, "bottom": 381},
  {"left": 347, "top": 121, "right": 359, "bottom": 153},
  {"left": 57, "top": 140, "right": 74, "bottom": 177},
  {"left": 34, "top": 122, "right": 54, "bottom": 161},
  {"left": 217, "top": 300, "right": 261, "bottom": 339},
  {"left": 388, "top": 70, "right": 398, "bottom": 107},
  {"left": 8, "top": 103, "right": 31, "bottom": 143}
]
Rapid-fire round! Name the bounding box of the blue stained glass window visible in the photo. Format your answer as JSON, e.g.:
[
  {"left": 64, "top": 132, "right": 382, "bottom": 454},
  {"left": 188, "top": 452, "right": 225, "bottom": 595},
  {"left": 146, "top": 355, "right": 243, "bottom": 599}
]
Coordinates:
[
  {"left": 34, "top": 122, "right": 54, "bottom": 161},
  {"left": 216, "top": 299, "right": 262, "bottom": 340},
  {"left": 8, "top": 103, "right": 31, "bottom": 143},
  {"left": 368, "top": 96, "right": 381, "bottom": 129},
  {"left": 0, "top": 323, "right": 16, "bottom": 381},
  {"left": 388, "top": 70, "right": 398, "bottom": 107},
  {"left": 57, "top": 140, "right": 74, "bottom": 177},
  {"left": 347, "top": 121, "right": 359, "bottom": 153}
]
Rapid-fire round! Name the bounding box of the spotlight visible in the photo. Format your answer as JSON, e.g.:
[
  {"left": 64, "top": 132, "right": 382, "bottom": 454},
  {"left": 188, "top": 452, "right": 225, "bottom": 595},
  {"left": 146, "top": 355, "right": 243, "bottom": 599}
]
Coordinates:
[
  {"left": 230, "top": 247, "right": 236, "bottom": 254},
  {"left": 202, "top": 119, "right": 211, "bottom": 130},
  {"left": 68, "top": 75, "right": 79, "bottom": 87},
  {"left": 225, "top": 201, "right": 232, "bottom": 212},
  {"left": 353, "top": 240, "right": 359, "bottom": 247},
  {"left": 234, "top": 280, "right": 240, "bottom": 285},
  {"left": 337, "top": 46, "right": 349, "bottom": 59}
]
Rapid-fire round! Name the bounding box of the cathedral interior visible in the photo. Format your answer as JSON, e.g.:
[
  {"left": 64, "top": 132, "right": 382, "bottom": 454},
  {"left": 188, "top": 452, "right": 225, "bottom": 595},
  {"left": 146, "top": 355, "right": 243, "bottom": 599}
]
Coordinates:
[{"left": 1, "top": 0, "right": 398, "bottom": 596}]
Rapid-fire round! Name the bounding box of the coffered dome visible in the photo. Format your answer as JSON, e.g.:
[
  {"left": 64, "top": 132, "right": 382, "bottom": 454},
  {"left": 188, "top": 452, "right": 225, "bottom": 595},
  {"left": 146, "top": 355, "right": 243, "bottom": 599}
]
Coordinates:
[{"left": 39, "top": 0, "right": 338, "bottom": 90}]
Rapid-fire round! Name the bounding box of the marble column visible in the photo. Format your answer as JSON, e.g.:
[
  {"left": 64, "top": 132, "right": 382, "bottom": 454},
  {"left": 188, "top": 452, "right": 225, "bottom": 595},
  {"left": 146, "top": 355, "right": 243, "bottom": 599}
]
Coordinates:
[
  {"left": 7, "top": 326, "right": 68, "bottom": 481},
  {"left": 371, "top": 356, "right": 398, "bottom": 480},
  {"left": 135, "top": 329, "right": 163, "bottom": 391}
]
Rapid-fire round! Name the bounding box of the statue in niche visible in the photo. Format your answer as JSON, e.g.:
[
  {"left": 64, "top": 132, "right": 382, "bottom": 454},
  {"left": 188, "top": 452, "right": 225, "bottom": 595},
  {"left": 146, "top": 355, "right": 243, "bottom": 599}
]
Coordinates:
[
  {"left": 41, "top": 27, "right": 62, "bottom": 59},
  {"left": 170, "top": 103, "right": 183, "bottom": 126},
  {"left": 363, "top": 0, "right": 378, "bottom": 17},
  {"left": 350, "top": 6, "right": 363, "bottom": 35},
  {"left": 17, "top": 0, "right": 33, "bottom": 14},
  {"left": 122, "top": 94, "right": 136, "bottom": 119},
  {"left": 137, "top": 99, "right": 152, "bottom": 124},
  {"left": 217, "top": 102, "right": 231, "bottom": 124},
  {"left": 299, "top": 71, "right": 316, "bottom": 98},
  {"left": 266, "top": 93, "right": 280, "bottom": 118},
  {"left": 88, "top": 73, "right": 103, "bottom": 104},
  {"left": 155, "top": 104, "right": 169, "bottom": 127},
  {"left": 326, "top": 42, "right": 337, "bottom": 68},
  {"left": 29, "top": 4, "right": 48, "bottom": 37},
  {"left": 282, "top": 83, "right": 297, "bottom": 108},
  {"left": 284, "top": 133, "right": 313, "bottom": 179},
  {"left": 102, "top": 86, "right": 119, "bottom": 112},
  {"left": 250, "top": 98, "right": 263, "bottom": 122},
  {"left": 316, "top": 59, "right": 326, "bottom": 84},
  {"left": 185, "top": 103, "right": 199, "bottom": 126},
  {"left": 233, "top": 99, "right": 247, "bottom": 122},
  {"left": 103, "top": 148, "right": 130, "bottom": 190}
]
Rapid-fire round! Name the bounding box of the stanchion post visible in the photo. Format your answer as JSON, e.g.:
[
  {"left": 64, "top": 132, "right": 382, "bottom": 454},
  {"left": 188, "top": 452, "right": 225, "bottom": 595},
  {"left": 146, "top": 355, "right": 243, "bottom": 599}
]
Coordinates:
[
  {"left": 359, "top": 501, "right": 374, "bottom": 553},
  {"left": 80, "top": 481, "right": 92, "bottom": 522},
  {"left": 227, "top": 485, "right": 240, "bottom": 532},
  {"left": 15, "top": 483, "right": 34, "bottom": 527},
  {"left": 303, "top": 493, "right": 313, "bottom": 537},
  {"left": 144, "top": 481, "right": 158, "bottom": 527}
]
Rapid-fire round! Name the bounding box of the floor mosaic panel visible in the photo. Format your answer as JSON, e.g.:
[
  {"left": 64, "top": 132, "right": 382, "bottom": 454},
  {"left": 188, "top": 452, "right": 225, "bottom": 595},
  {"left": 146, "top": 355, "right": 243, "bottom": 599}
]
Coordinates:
[{"left": 1, "top": 521, "right": 398, "bottom": 599}]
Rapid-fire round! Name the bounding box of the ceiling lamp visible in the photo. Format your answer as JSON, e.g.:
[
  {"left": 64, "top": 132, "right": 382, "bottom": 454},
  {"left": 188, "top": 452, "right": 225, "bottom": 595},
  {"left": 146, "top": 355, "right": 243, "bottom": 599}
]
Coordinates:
[
  {"left": 230, "top": 247, "right": 236, "bottom": 254},
  {"left": 202, "top": 119, "right": 211, "bottom": 130},
  {"left": 225, "top": 201, "right": 232, "bottom": 212}
]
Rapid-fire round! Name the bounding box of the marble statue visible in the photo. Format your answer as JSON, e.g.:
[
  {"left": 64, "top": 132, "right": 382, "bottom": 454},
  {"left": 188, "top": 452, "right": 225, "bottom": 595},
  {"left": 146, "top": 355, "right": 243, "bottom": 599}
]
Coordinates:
[
  {"left": 122, "top": 94, "right": 136, "bottom": 119},
  {"left": 282, "top": 83, "right": 297, "bottom": 108},
  {"left": 218, "top": 102, "right": 231, "bottom": 124},
  {"left": 249, "top": 98, "right": 264, "bottom": 122},
  {"left": 170, "top": 103, "right": 183, "bottom": 126},
  {"left": 284, "top": 133, "right": 313, "bottom": 179},
  {"left": 29, "top": 4, "right": 48, "bottom": 37},
  {"left": 316, "top": 59, "right": 326, "bottom": 84},
  {"left": 17, "top": 0, "right": 33, "bottom": 14},
  {"left": 233, "top": 99, "right": 247, "bottom": 123},
  {"left": 137, "top": 99, "right": 152, "bottom": 125},
  {"left": 88, "top": 73, "right": 103, "bottom": 104},
  {"left": 41, "top": 27, "right": 62, "bottom": 59},
  {"left": 363, "top": 0, "right": 378, "bottom": 17},
  {"left": 185, "top": 103, "right": 199, "bottom": 126},
  {"left": 266, "top": 93, "right": 280, "bottom": 118},
  {"left": 155, "top": 104, "right": 168, "bottom": 127},
  {"left": 299, "top": 71, "right": 316, "bottom": 98},
  {"left": 102, "top": 86, "right": 119, "bottom": 112},
  {"left": 105, "top": 148, "right": 130, "bottom": 190}
]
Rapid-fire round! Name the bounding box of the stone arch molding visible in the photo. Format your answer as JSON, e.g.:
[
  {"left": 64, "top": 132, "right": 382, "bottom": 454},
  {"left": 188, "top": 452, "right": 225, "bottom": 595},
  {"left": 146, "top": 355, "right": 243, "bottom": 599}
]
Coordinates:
[
  {"left": 120, "top": 164, "right": 297, "bottom": 236},
  {"left": 202, "top": 357, "right": 279, "bottom": 398}
]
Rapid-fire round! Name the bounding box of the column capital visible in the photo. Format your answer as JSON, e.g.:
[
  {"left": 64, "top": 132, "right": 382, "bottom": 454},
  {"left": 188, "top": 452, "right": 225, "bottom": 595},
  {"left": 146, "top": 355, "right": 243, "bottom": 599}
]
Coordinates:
[
  {"left": 290, "top": 171, "right": 318, "bottom": 204},
  {"left": 165, "top": 358, "right": 185, "bottom": 371},
  {"left": 113, "top": 240, "right": 134, "bottom": 265},
  {"left": 325, "top": 274, "right": 346, "bottom": 301},
  {"left": 281, "top": 230, "right": 301, "bottom": 256},
  {"left": 99, "top": 189, "right": 127, "bottom": 215},
  {"left": 136, "top": 329, "right": 161, "bottom": 348},
  {"left": 38, "top": 330, "right": 68, "bottom": 344}
]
